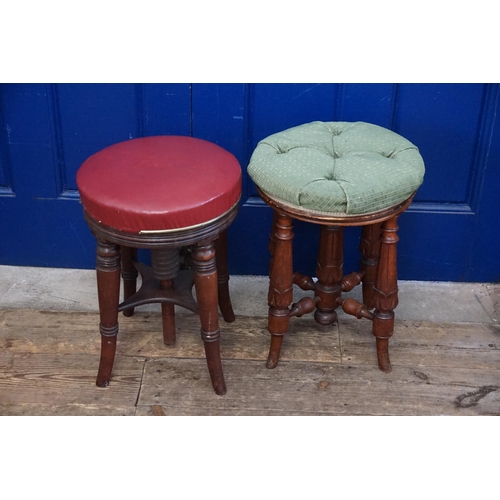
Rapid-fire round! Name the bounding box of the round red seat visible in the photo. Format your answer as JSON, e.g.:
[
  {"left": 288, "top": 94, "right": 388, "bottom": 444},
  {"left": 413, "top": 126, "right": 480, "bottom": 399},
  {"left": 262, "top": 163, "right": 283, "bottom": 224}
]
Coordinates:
[{"left": 77, "top": 135, "right": 242, "bottom": 233}]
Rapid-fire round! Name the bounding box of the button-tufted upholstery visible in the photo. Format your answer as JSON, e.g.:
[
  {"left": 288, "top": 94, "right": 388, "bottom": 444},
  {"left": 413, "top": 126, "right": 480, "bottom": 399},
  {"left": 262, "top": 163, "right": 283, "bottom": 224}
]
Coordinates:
[{"left": 247, "top": 121, "right": 425, "bottom": 215}]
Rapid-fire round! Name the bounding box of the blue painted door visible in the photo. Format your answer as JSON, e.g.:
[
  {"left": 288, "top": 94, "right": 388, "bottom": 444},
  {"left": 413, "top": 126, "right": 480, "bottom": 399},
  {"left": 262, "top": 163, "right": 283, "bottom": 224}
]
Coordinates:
[{"left": 1, "top": 83, "right": 499, "bottom": 282}]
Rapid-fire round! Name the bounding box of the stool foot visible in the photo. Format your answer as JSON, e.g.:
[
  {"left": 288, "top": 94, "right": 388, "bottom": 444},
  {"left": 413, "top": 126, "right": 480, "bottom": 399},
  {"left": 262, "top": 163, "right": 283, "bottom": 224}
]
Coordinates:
[
  {"left": 266, "top": 334, "right": 285, "bottom": 369},
  {"left": 267, "top": 307, "right": 290, "bottom": 368},
  {"left": 376, "top": 338, "right": 392, "bottom": 373},
  {"left": 96, "top": 329, "right": 117, "bottom": 387},
  {"left": 203, "top": 339, "right": 227, "bottom": 395},
  {"left": 218, "top": 285, "right": 236, "bottom": 323}
]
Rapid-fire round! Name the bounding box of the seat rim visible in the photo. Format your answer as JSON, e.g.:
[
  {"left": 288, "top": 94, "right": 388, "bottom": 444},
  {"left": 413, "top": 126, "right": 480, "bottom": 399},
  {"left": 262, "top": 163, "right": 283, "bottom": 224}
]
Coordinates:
[
  {"left": 257, "top": 187, "right": 416, "bottom": 226},
  {"left": 83, "top": 200, "right": 240, "bottom": 248}
]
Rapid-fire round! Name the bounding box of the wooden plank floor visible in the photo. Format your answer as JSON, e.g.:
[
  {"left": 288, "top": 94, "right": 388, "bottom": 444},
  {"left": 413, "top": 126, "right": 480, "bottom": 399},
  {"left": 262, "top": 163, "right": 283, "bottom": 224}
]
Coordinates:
[{"left": 0, "top": 308, "right": 499, "bottom": 415}]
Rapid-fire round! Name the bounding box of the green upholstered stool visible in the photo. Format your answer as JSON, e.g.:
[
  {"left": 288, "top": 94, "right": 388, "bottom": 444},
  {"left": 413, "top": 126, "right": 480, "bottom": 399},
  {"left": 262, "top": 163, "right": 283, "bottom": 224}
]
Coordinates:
[{"left": 247, "top": 121, "right": 425, "bottom": 372}]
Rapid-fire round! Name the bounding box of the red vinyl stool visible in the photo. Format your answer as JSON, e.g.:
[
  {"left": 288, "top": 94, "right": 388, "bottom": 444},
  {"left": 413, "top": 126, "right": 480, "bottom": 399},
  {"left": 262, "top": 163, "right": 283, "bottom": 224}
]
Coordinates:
[{"left": 76, "top": 136, "right": 242, "bottom": 395}]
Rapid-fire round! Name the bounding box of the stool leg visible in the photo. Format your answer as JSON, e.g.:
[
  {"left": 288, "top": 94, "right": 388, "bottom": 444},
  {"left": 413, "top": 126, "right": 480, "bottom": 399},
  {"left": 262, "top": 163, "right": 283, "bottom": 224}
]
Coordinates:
[
  {"left": 268, "top": 210, "right": 279, "bottom": 275},
  {"left": 160, "top": 281, "right": 176, "bottom": 346},
  {"left": 151, "top": 249, "right": 180, "bottom": 346},
  {"left": 359, "top": 223, "right": 382, "bottom": 310},
  {"left": 215, "top": 229, "right": 236, "bottom": 323},
  {"left": 372, "top": 217, "right": 399, "bottom": 373},
  {"left": 192, "top": 241, "right": 226, "bottom": 396},
  {"left": 267, "top": 212, "right": 294, "bottom": 369},
  {"left": 95, "top": 239, "right": 121, "bottom": 387},
  {"left": 314, "top": 225, "right": 343, "bottom": 326},
  {"left": 120, "top": 246, "right": 138, "bottom": 317}
]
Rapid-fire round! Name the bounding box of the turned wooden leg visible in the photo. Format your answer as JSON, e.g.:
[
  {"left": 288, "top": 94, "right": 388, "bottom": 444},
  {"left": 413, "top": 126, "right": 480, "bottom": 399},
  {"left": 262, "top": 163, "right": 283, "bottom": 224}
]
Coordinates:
[
  {"left": 120, "top": 246, "right": 138, "bottom": 317},
  {"left": 95, "top": 239, "right": 121, "bottom": 387},
  {"left": 160, "top": 281, "right": 176, "bottom": 346},
  {"left": 192, "top": 241, "right": 226, "bottom": 396},
  {"left": 359, "top": 223, "right": 382, "bottom": 310},
  {"left": 268, "top": 210, "right": 279, "bottom": 275},
  {"left": 314, "top": 225, "right": 343, "bottom": 326},
  {"left": 215, "top": 229, "right": 236, "bottom": 323},
  {"left": 372, "top": 217, "right": 399, "bottom": 373},
  {"left": 267, "top": 212, "right": 294, "bottom": 369},
  {"left": 151, "top": 249, "right": 180, "bottom": 346}
]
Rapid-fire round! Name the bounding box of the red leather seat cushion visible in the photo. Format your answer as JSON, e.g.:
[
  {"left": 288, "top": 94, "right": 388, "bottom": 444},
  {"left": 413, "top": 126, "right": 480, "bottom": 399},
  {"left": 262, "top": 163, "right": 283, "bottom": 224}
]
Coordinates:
[{"left": 76, "top": 136, "right": 242, "bottom": 233}]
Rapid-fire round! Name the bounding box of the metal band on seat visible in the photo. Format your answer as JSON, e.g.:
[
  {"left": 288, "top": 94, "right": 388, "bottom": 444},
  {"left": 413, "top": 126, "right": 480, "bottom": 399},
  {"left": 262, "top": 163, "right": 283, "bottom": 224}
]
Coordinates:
[{"left": 83, "top": 199, "right": 240, "bottom": 249}]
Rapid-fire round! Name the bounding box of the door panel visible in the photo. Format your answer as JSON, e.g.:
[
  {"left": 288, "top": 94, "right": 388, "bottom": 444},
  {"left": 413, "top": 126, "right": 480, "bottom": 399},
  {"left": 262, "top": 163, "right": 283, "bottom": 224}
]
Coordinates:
[
  {"left": 250, "top": 83, "right": 339, "bottom": 139},
  {"left": 0, "top": 83, "right": 192, "bottom": 268},
  {"left": 1, "top": 83, "right": 499, "bottom": 282},
  {"left": 395, "top": 83, "right": 485, "bottom": 204},
  {"left": 337, "top": 83, "right": 396, "bottom": 127},
  {"left": 56, "top": 84, "right": 142, "bottom": 192}
]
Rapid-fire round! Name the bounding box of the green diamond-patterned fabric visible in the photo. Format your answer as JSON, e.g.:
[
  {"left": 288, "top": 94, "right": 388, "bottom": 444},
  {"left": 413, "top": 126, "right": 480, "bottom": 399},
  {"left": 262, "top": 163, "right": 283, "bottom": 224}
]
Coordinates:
[{"left": 247, "top": 121, "right": 425, "bottom": 215}]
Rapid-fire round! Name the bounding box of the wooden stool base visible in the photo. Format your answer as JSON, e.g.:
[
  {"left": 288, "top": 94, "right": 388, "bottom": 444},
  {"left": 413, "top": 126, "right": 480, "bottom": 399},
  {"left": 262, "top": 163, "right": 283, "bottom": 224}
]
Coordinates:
[
  {"left": 260, "top": 189, "right": 415, "bottom": 372},
  {"left": 86, "top": 204, "right": 238, "bottom": 396}
]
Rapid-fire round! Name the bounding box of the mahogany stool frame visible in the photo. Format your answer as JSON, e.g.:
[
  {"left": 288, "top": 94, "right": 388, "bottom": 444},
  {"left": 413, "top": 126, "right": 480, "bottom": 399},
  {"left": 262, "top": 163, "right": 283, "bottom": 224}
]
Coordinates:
[
  {"left": 83, "top": 203, "right": 239, "bottom": 396},
  {"left": 258, "top": 187, "right": 416, "bottom": 373}
]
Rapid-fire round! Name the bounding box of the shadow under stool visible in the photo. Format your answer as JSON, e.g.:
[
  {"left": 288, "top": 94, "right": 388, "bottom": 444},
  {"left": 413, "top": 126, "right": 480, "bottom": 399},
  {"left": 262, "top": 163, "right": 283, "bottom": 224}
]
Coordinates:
[
  {"left": 76, "top": 136, "right": 242, "bottom": 395},
  {"left": 247, "top": 121, "right": 425, "bottom": 372}
]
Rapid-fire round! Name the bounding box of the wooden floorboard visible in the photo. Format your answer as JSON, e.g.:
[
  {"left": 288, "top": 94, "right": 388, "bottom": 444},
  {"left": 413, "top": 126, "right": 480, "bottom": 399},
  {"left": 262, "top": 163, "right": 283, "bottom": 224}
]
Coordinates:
[
  {"left": 0, "top": 352, "right": 143, "bottom": 407},
  {"left": 0, "top": 308, "right": 498, "bottom": 416},
  {"left": 137, "top": 358, "right": 500, "bottom": 416},
  {"left": 340, "top": 319, "right": 500, "bottom": 370},
  {"left": 0, "top": 403, "right": 136, "bottom": 416}
]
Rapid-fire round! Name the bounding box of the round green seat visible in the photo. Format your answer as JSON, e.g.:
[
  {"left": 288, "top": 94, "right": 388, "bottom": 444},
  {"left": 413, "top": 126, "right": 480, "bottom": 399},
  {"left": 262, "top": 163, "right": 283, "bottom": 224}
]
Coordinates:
[{"left": 247, "top": 121, "right": 425, "bottom": 215}]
